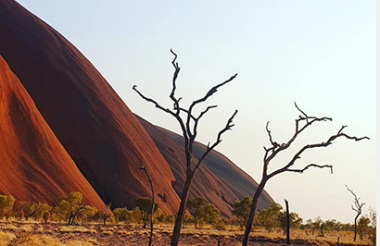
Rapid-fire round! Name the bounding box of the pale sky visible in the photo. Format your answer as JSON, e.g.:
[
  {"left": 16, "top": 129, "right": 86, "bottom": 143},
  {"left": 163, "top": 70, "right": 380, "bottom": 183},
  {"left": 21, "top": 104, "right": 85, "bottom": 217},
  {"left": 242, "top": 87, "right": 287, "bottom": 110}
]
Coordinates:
[{"left": 16, "top": 0, "right": 376, "bottom": 224}]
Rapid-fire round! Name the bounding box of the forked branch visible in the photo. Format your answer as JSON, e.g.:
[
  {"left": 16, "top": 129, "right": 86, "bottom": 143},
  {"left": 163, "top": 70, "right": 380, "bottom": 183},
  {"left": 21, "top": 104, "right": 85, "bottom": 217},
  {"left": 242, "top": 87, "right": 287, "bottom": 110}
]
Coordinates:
[
  {"left": 133, "top": 85, "right": 175, "bottom": 116},
  {"left": 261, "top": 104, "right": 369, "bottom": 179},
  {"left": 345, "top": 185, "right": 365, "bottom": 213},
  {"left": 287, "top": 164, "right": 333, "bottom": 174},
  {"left": 194, "top": 109, "right": 238, "bottom": 173},
  {"left": 268, "top": 124, "right": 369, "bottom": 179}
]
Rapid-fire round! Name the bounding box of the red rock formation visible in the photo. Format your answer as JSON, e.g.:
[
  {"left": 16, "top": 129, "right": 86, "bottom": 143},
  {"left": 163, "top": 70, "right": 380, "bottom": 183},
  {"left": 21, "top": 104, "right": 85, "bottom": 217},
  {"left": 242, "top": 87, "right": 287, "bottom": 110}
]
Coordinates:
[
  {"left": 0, "top": 0, "right": 275, "bottom": 217},
  {"left": 137, "top": 115, "right": 274, "bottom": 217},
  {"left": 0, "top": 55, "right": 104, "bottom": 208},
  {"left": 0, "top": 0, "right": 180, "bottom": 213}
]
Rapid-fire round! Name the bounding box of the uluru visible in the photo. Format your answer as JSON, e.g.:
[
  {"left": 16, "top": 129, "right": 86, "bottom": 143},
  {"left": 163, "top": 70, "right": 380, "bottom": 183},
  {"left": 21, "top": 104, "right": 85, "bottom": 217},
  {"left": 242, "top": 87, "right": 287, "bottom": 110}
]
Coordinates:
[
  {"left": 0, "top": 55, "right": 104, "bottom": 208},
  {"left": 0, "top": 0, "right": 274, "bottom": 216}
]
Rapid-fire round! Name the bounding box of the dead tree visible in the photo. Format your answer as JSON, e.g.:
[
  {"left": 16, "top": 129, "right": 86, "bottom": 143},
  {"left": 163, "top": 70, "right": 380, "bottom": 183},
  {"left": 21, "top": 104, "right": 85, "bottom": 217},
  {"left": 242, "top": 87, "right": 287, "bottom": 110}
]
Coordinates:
[
  {"left": 345, "top": 185, "right": 365, "bottom": 242},
  {"left": 133, "top": 50, "right": 238, "bottom": 246},
  {"left": 241, "top": 103, "right": 369, "bottom": 246},
  {"left": 284, "top": 200, "right": 290, "bottom": 245},
  {"left": 68, "top": 206, "right": 86, "bottom": 225},
  {"left": 140, "top": 164, "right": 155, "bottom": 246}
]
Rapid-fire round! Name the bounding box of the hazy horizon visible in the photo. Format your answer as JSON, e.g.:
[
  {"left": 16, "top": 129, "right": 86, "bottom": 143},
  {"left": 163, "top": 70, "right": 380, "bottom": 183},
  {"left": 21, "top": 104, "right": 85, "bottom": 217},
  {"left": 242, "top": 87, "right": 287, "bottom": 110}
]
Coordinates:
[{"left": 16, "top": 0, "right": 376, "bottom": 224}]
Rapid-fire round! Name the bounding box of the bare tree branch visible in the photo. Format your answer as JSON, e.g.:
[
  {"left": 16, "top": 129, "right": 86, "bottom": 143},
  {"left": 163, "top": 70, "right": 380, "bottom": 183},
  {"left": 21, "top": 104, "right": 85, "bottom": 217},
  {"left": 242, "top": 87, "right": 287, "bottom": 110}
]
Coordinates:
[
  {"left": 263, "top": 106, "right": 333, "bottom": 169},
  {"left": 266, "top": 121, "right": 278, "bottom": 148},
  {"left": 133, "top": 85, "right": 175, "bottom": 116},
  {"left": 193, "top": 110, "right": 238, "bottom": 174},
  {"left": 286, "top": 164, "right": 333, "bottom": 174},
  {"left": 191, "top": 74, "right": 238, "bottom": 109},
  {"left": 185, "top": 73, "right": 238, "bottom": 149},
  {"left": 192, "top": 105, "right": 218, "bottom": 140},
  {"left": 169, "top": 49, "right": 180, "bottom": 104},
  {"left": 294, "top": 102, "right": 308, "bottom": 121},
  {"left": 345, "top": 185, "right": 365, "bottom": 212},
  {"left": 267, "top": 122, "right": 369, "bottom": 179}
]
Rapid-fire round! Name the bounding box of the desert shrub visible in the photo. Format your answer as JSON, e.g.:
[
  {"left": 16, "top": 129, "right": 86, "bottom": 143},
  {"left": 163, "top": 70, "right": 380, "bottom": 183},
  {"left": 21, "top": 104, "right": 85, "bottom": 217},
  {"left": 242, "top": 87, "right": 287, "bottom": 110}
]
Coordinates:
[
  {"left": 0, "top": 194, "right": 15, "bottom": 220},
  {"left": 30, "top": 203, "right": 51, "bottom": 221},
  {"left": 125, "top": 207, "right": 141, "bottom": 224},
  {"left": 182, "top": 214, "right": 194, "bottom": 225},
  {"left": 113, "top": 207, "right": 129, "bottom": 222},
  {"left": 203, "top": 204, "right": 221, "bottom": 225},
  {"left": 323, "top": 219, "right": 342, "bottom": 232},
  {"left": 106, "top": 213, "right": 115, "bottom": 224},
  {"left": 8, "top": 231, "right": 33, "bottom": 246},
  {"left": 76, "top": 205, "right": 97, "bottom": 224},
  {"left": 256, "top": 203, "right": 282, "bottom": 232},
  {"left": 232, "top": 197, "right": 252, "bottom": 227},
  {"left": 54, "top": 192, "right": 83, "bottom": 223},
  {"left": 368, "top": 209, "right": 376, "bottom": 245},
  {"left": 357, "top": 216, "right": 370, "bottom": 240},
  {"left": 164, "top": 214, "right": 175, "bottom": 224},
  {"left": 277, "top": 211, "right": 303, "bottom": 233},
  {"left": 213, "top": 217, "right": 228, "bottom": 230},
  {"left": 187, "top": 197, "right": 205, "bottom": 228},
  {"left": 0, "top": 231, "right": 16, "bottom": 245},
  {"left": 154, "top": 208, "right": 166, "bottom": 223},
  {"left": 43, "top": 211, "right": 51, "bottom": 224},
  {"left": 135, "top": 197, "right": 158, "bottom": 228},
  {"left": 13, "top": 200, "right": 32, "bottom": 221}
]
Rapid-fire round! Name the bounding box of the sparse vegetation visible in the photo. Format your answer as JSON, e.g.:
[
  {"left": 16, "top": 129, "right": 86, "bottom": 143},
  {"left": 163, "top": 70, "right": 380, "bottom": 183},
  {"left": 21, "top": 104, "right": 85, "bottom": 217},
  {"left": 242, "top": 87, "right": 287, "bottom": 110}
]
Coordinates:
[
  {"left": 0, "top": 220, "right": 373, "bottom": 246},
  {"left": 135, "top": 197, "right": 158, "bottom": 229},
  {"left": 0, "top": 185, "right": 374, "bottom": 245}
]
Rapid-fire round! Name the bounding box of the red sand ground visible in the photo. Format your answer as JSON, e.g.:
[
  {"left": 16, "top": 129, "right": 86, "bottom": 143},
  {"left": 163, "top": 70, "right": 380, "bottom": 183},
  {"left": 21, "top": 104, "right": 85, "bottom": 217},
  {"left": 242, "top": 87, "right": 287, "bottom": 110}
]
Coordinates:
[{"left": 1, "top": 222, "right": 368, "bottom": 246}]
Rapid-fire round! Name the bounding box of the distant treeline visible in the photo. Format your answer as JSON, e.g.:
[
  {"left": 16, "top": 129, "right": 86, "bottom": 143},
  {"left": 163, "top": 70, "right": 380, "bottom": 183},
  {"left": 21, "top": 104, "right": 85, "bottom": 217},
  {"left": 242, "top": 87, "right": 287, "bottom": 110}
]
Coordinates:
[{"left": 0, "top": 192, "right": 375, "bottom": 241}]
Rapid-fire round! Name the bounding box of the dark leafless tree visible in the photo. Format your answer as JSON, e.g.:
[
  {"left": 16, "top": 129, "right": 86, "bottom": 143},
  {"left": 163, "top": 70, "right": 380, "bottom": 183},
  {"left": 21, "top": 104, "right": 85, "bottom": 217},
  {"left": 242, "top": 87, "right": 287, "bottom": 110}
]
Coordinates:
[
  {"left": 68, "top": 206, "right": 86, "bottom": 225},
  {"left": 345, "top": 185, "right": 365, "bottom": 242},
  {"left": 241, "top": 103, "right": 369, "bottom": 246},
  {"left": 133, "top": 50, "right": 238, "bottom": 246},
  {"left": 284, "top": 200, "right": 290, "bottom": 245},
  {"left": 140, "top": 164, "right": 155, "bottom": 246}
]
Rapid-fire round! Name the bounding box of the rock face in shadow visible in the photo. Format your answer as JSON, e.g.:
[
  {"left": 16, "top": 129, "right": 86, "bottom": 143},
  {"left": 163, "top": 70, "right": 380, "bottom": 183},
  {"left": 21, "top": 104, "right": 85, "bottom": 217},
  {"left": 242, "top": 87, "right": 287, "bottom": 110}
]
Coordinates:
[
  {"left": 137, "top": 115, "right": 274, "bottom": 217},
  {"left": 0, "top": 55, "right": 105, "bottom": 208},
  {"left": 0, "top": 0, "right": 180, "bottom": 213}
]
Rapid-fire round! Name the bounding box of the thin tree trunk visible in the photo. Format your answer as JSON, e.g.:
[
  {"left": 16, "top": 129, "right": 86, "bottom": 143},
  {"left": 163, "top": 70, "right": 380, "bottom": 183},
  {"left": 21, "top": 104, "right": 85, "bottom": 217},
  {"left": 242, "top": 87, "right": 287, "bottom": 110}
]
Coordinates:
[
  {"left": 140, "top": 165, "right": 155, "bottom": 246},
  {"left": 68, "top": 207, "right": 86, "bottom": 225},
  {"left": 354, "top": 214, "right": 359, "bottom": 241},
  {"left": 149, "top": 197, "right": 155, "bottom": 246},
  {"left": 242, "top": 179, "right": 267, "bottom": 246},
  {"left": 171, "top": 175, "right": 193, "bottom": 246},
  {"left": 285, "top": 200, "right": 290, "bottom": 245},
  {"left": 103, "top": 206, "right": 107, "bottom": 226}
]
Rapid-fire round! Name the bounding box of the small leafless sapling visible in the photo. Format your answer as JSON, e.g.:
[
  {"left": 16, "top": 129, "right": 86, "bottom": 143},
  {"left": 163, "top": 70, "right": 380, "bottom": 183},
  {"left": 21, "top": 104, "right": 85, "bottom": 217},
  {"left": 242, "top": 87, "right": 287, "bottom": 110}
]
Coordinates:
[
  {"left": 241, "top": 103, "right": 369, "bottom": 246},
  {"left": 140, "top": 164, "right": 155, "bottom": 246},
  {"left": 133, "top": 50, "right": 238, "bottom": 246},
  {"left": 345, "top": 185, "right": 365, "bottom": 242}
]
